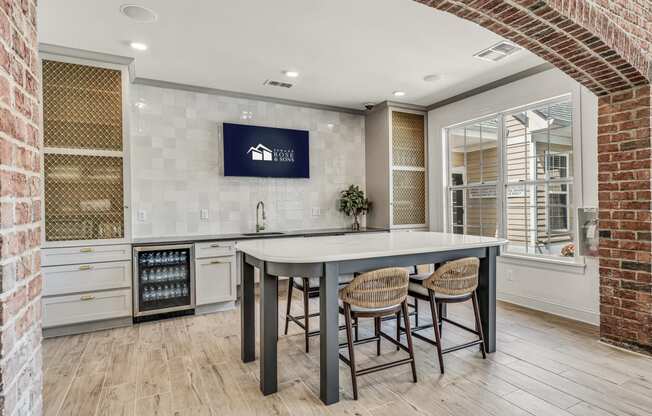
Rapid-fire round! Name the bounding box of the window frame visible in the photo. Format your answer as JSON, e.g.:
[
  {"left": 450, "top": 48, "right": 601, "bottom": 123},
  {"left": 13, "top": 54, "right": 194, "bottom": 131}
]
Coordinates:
[
  {"left": 445, "top": 114, "right": 502, "bottom": 238},
  {"left": 546, "top": 153, "right": 570, "bottom": 233},
  {"left": 445, "top": 94, "right": 578, "bottom": 261}
]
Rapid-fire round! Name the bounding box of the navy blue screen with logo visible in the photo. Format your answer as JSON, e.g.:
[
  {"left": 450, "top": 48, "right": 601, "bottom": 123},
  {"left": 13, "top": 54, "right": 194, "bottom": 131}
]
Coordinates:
[{"left": 223, "top": 123, "right": 310, "bottom": 178}]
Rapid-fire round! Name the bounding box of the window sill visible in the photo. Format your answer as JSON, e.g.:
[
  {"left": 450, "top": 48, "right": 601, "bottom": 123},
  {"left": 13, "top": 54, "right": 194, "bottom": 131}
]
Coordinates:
[{"left": 498, "top": 252, "right": 586, "bottom": 274}]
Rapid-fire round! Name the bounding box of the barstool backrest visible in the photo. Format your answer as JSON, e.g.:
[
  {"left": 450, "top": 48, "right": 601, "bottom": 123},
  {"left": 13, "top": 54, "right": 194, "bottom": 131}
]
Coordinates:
[
  {"left": 423, "top": 257, "right": 480, "bottom": 296},
  {"left": 339, "top": 267, "right": 409, "bottom": 309}
]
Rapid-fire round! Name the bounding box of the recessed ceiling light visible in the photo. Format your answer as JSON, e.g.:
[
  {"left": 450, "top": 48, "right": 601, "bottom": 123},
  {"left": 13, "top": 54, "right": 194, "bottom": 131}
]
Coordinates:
[
  {"left": 283, "top": 70, "right": 299, "bottom": 78},
  {"left": 423, "top": 74, "right": 440, "bottom": 83},
  {"left": 120, "top": 5, "right": 158, "bottom": 23},
  {"left": 393, "top": 91, "right": 406, "bottom": 97},
  {"left": 130, "top": 42, "right": 148, "bottom": 51}
]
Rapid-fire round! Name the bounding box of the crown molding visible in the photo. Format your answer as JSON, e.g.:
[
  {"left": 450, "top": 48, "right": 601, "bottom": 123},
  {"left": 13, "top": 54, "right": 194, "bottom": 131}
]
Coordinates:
[
  {"left": 132, "top": 77, "right": 365, "bottom": 116},
  {"left": 426, "top": 63, "right": 555, "bottom": 111}
]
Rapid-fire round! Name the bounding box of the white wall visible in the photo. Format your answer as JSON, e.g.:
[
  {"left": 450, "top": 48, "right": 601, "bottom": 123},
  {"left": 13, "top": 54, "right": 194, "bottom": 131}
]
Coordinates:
[
  {"left": 129, "top": 84, "right": 365, "bottom": 237},
  {"left": 427, "top": 69, "right": 600, "bottom": 325}
]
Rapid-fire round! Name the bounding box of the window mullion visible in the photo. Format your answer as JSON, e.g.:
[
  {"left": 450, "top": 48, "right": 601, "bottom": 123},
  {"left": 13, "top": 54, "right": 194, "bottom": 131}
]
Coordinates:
[{"left": 498, "top": 114, "right": 505, "bottom": 240}]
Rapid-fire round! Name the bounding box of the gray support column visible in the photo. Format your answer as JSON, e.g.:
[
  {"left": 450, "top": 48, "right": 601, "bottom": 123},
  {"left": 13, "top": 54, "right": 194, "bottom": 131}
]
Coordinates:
[
  {"left": 477, "top": 246, "right": 497, "bottom": 353},
  {"left": 259, "top": 262, "right": 279, "bottom": 395},
  {"left": 240, "top": 253, "right": 256, "bottom": 363},
  {"left": 319, "top": 262, "right": 340, "bottom": 405}
]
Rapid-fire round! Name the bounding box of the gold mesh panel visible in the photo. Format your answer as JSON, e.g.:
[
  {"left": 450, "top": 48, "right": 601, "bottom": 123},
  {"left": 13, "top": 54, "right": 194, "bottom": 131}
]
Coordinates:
[
  {"left": 43, "top": 60, "right": 123, "bottom": 151},
  {"left": 392, "top": 170, "right": 425, "bottom": 225},
  {"left": 44, "top": 154, "right": 124, "bottom": 241},
  {"left": 392, "top": 111, "right": 424, "bottom": 167}
]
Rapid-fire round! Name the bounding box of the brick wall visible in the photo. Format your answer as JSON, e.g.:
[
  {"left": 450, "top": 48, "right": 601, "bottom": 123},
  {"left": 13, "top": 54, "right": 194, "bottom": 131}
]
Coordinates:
[
  {"left": 0, "top": 1, "right": 42, "bottom": 415},
  {"left": 597, "top": 86, "right": 651, "bottom": 354},
  {"left": 416, "top": 0, "right": 652, "bottom": 354}
]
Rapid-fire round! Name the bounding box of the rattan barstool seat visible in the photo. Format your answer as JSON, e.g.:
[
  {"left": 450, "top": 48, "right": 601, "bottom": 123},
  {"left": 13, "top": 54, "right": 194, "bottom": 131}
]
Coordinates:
[
  {"left": 338, "top": 267, "right": 417, "bottom": 400},
  {"left": 403, "top": 257, "right": 486, "bottom": 374}
]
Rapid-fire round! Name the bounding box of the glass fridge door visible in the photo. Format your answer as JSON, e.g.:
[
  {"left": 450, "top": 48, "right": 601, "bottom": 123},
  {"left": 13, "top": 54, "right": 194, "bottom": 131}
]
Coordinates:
[{"left": 136, "top": 246, "right": 193, "bottom": 315}]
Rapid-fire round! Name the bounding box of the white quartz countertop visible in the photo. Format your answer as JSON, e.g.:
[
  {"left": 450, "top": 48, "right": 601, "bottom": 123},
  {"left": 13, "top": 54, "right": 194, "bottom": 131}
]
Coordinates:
[{"left": 237, "top": 231, "right": 507, "bottom": 263}]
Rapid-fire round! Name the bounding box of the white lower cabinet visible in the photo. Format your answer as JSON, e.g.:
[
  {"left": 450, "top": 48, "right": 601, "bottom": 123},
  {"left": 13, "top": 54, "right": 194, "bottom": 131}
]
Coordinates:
[
  {"left": 43, "top": 261, "right": 131, "bottom": 296},
  {"left": 42, "top": 289, "right": 132, "bottom": 328},
  {"left": 41, "top": 244, "right": 132, "bottom": 332},
  {"left": 42, "top": 244, "right": 131, "bottom": 267},
  {"left": 195, "top": 256, "right": 236, "bottom": 305}
]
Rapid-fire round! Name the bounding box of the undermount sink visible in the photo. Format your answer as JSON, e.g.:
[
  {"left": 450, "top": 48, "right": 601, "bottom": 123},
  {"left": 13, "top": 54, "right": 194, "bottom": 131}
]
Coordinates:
[{"left": 242, "top": 232, "right": 285, "bottom": 236}]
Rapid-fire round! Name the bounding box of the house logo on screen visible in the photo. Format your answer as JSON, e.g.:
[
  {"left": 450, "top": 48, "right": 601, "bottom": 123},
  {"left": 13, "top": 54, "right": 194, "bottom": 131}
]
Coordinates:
[
  {"left": 247, "top": 144, "right": 273, "bottom": 161},
  {"left": 247, "top": 143, "right": 295, "bottom": 163}
]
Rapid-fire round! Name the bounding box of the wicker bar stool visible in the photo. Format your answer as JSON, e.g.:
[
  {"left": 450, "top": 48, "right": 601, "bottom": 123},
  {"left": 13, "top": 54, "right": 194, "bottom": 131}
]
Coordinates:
[
  {"left": 339, "top": 267, "right": 417, "bottom": 400},
  {"left": 404, "top": 257, "right": 486, "bottom": 374},
  {"left": 284, "top": 275, "right": 356, "bottom": 353}
]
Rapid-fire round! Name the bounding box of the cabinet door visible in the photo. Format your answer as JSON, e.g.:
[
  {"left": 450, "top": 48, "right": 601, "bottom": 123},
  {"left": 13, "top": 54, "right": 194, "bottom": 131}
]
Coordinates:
[
  {"left": 42, "top": 289, "right": 132, "bottom": 328},
  {"left": 390, "top": 110, "right": 427, "bottom": 228},
  {"left": 43, "top": 260, "right": 131, "bottom": 296},
  {"left": 42, "top": 58, "right": 128, "bottom": 244},
  {"left": 195, "top": 256, "right": 236, "bottom": 305}
]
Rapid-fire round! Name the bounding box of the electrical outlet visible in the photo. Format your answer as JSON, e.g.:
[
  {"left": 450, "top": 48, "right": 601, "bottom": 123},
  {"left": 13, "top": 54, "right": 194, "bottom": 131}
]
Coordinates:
[
  {"left": 200, "top": 208, "right": 209, "bottom": 221},
  {"left": 137, "top": 210, "right": 147, "bottom": 222},
  {"left": 506, "top": 270, "right": 514, "bottom": 282},
  {"left": 311, "top": 207, "right": 321, "bottom": 217}
]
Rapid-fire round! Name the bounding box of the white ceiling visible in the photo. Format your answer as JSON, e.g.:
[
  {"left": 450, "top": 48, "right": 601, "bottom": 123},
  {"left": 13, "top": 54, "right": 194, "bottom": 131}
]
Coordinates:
[{"left": 38, "top": 0, "right": 544, "bottom": 110}]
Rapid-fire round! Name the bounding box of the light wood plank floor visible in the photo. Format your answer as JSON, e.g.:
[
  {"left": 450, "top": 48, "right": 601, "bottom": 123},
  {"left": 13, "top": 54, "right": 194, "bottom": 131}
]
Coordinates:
[{"left": 43, "top": 295, "right": 652, "bottom": 416}]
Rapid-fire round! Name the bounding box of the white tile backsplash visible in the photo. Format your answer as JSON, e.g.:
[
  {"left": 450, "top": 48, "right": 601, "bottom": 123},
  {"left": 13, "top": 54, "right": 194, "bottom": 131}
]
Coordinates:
[{"left": 129, "top": 84, "right": 365, "bottom": 237}]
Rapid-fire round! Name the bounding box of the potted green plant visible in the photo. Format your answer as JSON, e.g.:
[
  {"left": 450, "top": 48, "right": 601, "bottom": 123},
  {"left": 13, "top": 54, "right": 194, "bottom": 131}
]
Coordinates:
[{"left": 338, "top": 185, "right": 371, "bottom": 230}]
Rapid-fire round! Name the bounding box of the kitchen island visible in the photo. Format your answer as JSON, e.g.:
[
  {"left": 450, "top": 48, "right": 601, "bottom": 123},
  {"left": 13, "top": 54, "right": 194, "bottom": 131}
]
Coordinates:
[{"left": 238, "top": 231, "right": 507, "bottom": 405}]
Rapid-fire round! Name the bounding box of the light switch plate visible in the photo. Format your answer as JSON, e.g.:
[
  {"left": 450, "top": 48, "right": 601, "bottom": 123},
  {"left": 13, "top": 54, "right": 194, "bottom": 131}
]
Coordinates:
[
  {"left": 137, "top": 210, "right": 147, "bottom": 222},
  {"left": 311, "top": 207, "right": 321, "bottom": 217},
  {"left": 200, "top": 208, "right": 209, "bottom": 221}
]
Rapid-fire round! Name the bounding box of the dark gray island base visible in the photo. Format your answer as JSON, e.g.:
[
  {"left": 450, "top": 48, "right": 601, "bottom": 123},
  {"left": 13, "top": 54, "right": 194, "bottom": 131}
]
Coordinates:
[{"left": 238, "top": 233, "right": 502, "bottom": 405}]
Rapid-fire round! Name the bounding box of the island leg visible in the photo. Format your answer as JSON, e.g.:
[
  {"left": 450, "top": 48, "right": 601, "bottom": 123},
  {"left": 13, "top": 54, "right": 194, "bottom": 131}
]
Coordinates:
[
  {"left": 320, "top": 262, "right": 340, "bottom": 405},
  {"left": 477, "top": 246, "right": 497, "bottom": 353},
  {"left": 260, "top": 262, "right": 279, "bottom": 395},
  {"left": 240, "top": 253, "right": 255, "bottom": 362}
]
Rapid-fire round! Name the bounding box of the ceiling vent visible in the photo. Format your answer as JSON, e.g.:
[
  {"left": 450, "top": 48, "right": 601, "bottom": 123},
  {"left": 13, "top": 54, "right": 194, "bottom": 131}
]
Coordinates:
[
  {"left": 264, "top": 79, "right": 293, "bottom": 88},
  {"left": 473, "top": 41, "right": 521, "bottom": 62}
]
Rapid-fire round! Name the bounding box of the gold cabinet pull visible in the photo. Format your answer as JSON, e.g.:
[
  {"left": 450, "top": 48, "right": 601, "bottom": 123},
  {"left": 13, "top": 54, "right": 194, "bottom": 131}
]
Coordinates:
[
  {"left": 80, "top": 294, "right": 95, "bottom": 301},
  {"left": 210, "top": 260, "right": 226, "bottom": 264},
  {"left": 80, "top": 247, "right": 94, "bottom": 253},
  {"left": 78, "top": 265, "right": 92, "bottom": 271}
]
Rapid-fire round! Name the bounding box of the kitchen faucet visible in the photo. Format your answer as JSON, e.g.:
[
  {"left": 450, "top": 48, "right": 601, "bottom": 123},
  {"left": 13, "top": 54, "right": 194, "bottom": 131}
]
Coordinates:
[{"left": 256, "top": 201, "right": 266, "bottom": 232}]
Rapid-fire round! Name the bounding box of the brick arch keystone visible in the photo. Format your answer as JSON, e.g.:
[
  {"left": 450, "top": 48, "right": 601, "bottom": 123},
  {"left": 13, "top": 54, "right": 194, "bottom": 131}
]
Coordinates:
[{"left": 415, "top": 0, "right": 652, "bottom": 354}]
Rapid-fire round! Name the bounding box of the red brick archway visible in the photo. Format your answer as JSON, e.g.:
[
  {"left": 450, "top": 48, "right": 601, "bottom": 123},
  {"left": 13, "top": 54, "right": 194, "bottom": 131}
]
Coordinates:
[{"left": 415, "top": 0, "right": 652, "bottom": 354}]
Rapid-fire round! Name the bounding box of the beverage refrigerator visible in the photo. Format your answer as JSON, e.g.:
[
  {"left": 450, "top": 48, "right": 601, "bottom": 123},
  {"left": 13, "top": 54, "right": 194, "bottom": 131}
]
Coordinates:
[{"left": 133, "top": 244, "right": 195, "bottom": 319}]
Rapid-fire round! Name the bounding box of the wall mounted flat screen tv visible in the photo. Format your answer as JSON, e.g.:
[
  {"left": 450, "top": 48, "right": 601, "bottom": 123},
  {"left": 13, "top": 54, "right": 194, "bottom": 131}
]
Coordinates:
[{"left": 223, "top": 123, "right": 309, "bottom": 178}]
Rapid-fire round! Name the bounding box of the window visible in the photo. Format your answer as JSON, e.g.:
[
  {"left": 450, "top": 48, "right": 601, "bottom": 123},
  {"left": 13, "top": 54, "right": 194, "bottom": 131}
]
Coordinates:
[
  {"left": 446, "top": 97, "right": 576, "bottom": 260},
  {"left": 447, "top": 117, "right": 499, "bottom": 237}
]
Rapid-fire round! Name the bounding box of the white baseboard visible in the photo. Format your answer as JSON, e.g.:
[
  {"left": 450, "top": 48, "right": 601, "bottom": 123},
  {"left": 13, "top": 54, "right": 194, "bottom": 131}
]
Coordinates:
[
  {"left": 195, "top": 301, "right": 236, "bottom": 315},
  {"left": 497, "top": 291, "right": 599, "bottom": 326}
]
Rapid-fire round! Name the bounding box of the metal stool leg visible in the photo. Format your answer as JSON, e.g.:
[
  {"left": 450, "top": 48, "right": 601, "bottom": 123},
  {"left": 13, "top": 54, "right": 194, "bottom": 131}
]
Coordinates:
[
  {"left": 428, "top": 290, "right": 445, "bottom": 374},
  {"left": 303, "top": 278, "right": 310, "bottom": 353},
  {"left": 284, "top": 278, "right": 293, "bottom": 335},
  {"left": 343, "top": 304, "right": 358, "bottom": 400}
]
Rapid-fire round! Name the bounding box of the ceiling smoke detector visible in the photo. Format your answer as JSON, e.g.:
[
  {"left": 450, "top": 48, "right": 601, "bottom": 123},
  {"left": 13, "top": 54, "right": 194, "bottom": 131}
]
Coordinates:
[
  {"left": 474, "top": 41, "right": 521, "bottom": 62},
  {"left": 264, "top": 79, "right": 293, "bottom": 88},
  {"left": 120, "top": 5, "right": 158, "bottom": 23}
]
